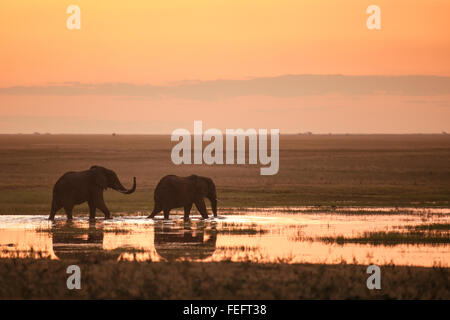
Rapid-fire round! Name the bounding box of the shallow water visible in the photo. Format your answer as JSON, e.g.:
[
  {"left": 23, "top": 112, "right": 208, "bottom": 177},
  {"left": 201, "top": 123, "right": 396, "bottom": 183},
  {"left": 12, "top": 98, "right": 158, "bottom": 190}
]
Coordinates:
[{"left": 0, "top": 207, "right": 449, "bottom": 266}]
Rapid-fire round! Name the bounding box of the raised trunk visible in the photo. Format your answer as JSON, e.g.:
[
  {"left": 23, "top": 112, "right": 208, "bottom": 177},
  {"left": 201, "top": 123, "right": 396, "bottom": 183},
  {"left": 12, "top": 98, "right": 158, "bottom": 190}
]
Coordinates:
[{"left": 114, "top": 177, "right": 136, "bottom": 194}]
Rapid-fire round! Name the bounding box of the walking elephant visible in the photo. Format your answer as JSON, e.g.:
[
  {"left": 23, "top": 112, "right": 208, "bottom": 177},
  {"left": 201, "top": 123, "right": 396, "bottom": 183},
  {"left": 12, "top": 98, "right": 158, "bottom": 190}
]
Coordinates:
[
  {"left": 48, "top": 165, "right": 136, "bottom": 221},
  {"left": 147, "top": 175, "right": 217, "bottom": 221}
]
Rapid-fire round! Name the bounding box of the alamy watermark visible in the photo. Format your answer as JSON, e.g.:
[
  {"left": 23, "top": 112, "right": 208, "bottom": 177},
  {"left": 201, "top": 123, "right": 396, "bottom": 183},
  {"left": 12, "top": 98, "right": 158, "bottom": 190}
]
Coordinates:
[
  {"left": 366, "top": 265, "right": 381, "bottom": 290},
  {"left": 171, "top": 121, "right": 279, "bottom": 175},
  {"left": 366, "top": 5, "right": 381, "bottom": 30},
  {"left": 65, "top": 5, "right": 380, "bottom": 31},
  {"left": 66, "top": 265, "right": 81, "bottom": 290},
  {"left": 66, "top": 5, "right": 81, "bottom": 30}
]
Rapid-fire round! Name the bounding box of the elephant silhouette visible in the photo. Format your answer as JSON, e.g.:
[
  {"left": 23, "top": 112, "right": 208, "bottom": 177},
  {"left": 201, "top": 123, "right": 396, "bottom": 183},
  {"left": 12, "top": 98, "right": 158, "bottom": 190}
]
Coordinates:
[
  {"left": 50, "top": 221, "right": 120, "bottom": 261},
  {"left": 153, "top": 222, "right": 217, "bottom": 261}
]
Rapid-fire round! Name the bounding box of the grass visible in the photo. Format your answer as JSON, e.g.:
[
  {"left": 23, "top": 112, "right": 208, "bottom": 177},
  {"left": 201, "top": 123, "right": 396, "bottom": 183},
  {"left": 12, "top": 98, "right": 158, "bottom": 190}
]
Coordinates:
[
  {"left": 0, "top": 134, "right": 448, "bottom": 300},
  {"left": 217, "top": 228, "right": 267, "bottom": 235},
  {"left": 216, "top": 246, "right": 260, "bottom": 252},
  {"left": 0, "top": 134, "right": 449, "bottom": 215},
  {"left": 217, "top": 222, "right": 267, "bottom": 235},
  {"left": 319, "top": 231, "right": 450, "bottom": 246},
  {"left": 405, "top": 223, "right": 450, "bottom": 232},
  {"left": 319, "top": 222, "right": 450, "bottom": 246},
  {"left": 0, "top": 258, "right": 448, "bottom": 299}
]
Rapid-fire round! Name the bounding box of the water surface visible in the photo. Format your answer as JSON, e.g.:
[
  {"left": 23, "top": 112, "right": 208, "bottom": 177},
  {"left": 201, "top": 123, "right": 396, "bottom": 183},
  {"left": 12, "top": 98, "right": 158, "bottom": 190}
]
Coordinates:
[{"left": 0, "top": 207, "right": 449, "bottom": 266}]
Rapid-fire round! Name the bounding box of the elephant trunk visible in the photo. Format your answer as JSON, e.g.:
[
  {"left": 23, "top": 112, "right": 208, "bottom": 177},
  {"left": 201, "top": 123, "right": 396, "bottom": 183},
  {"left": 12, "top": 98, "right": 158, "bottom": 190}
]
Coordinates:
[
  {"left": 210, "top": 197, "right": 217, "bottom": 217},
  {"left": 114, "top": 177, "right": 136, "bottom": 194}
]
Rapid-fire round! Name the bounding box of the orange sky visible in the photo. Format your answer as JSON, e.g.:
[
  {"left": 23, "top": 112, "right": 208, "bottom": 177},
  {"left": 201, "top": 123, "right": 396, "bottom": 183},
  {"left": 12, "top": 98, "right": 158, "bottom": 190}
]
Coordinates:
[{"left": 0, "top": 1, "right": 449, "bottom": 133}]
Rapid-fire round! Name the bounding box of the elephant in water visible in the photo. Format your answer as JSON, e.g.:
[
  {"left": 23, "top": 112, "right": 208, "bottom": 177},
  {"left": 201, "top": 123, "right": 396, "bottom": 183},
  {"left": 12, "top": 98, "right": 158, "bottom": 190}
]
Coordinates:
[
  {"left": 147, "top": 175, "right": 218, "bottom": 221},
  {"left": 48, "top": 165, "right": 136, "bottom": 221}
]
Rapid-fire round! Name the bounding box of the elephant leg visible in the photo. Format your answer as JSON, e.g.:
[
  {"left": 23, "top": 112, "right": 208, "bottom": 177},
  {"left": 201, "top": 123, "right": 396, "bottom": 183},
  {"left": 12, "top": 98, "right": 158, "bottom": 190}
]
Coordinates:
[
  {"left": 88, "top": 201, "right": 96, "bottom": 221},
  {"left": 147, "top": 202, "right": 162, "bottom": 218},
  {"left": 64, "top": 205, "right": 74, "bottom": 220},
  {"left": 97, "top": 201, "right": 112, "bottom": 219},
  {"left": 163, "top": 208, "right": 170, "bottom": 220},
  {"left": 93, "top": 194, "right": 111, "bottom": 219},
  {"left": 194, "top": 199, "right": 208, "bottom": 219},
  {"left": 184, "top": 203, "right": 193, "bottom": 222},
  {"left": 48, "top": 200, "right": 62, "bottom": 221}
]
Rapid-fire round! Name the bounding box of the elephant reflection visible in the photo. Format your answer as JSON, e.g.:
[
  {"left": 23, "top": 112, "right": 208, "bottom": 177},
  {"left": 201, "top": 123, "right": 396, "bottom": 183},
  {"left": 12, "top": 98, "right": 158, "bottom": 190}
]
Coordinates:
[
  {"left": 154, "top": 223, "right": 217, "bottom": 261},
  {"left": 51, "top": 221, "right": 120, "bottom": 261}
]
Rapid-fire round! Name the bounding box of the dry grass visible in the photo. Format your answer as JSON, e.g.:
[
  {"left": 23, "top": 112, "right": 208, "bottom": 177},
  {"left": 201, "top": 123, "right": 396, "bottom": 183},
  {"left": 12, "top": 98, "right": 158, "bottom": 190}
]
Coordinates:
[
  {"left": 318, "top": 222, "right": 450, "bottom": 246},
  {"left": 0, "top": 259, "right": 448, "bottom": 299},
  {"left": 406, "top": 223, "right": 450, "bottom": 232},
  {"left": 318, "top": 231, "right": 450, "bottom": 246}
]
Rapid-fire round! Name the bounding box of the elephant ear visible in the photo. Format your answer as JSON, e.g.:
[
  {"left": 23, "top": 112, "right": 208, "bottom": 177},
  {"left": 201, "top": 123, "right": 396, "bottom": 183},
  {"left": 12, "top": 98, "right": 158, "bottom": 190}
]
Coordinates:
[
  {"left": 90, "top": 166, "right": 108, "bottom": 190},
  {"left": 192, "top": 175, "right": 209, "bottom": 196},
  {"left": 206, "top": 178, "right": 215, "bottom": 192}
]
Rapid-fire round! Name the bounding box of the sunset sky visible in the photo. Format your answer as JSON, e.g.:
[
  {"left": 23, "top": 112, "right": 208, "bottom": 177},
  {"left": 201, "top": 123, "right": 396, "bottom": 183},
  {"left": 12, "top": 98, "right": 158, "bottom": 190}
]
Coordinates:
[{"left": 0, "top": 0, "right": 449, "bottom": 133}]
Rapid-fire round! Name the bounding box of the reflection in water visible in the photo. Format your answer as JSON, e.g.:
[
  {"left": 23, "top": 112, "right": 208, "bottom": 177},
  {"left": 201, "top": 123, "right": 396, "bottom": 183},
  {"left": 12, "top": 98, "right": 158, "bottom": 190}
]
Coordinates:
[
  {"left": 154, "top": 222, "right": 217, "bottom": 261},
  {"left": 0, "top": 208, "right": 449, "bottom": 266},
  {"left": 51, "top": 221, "right": 120, "bottom": 261}
]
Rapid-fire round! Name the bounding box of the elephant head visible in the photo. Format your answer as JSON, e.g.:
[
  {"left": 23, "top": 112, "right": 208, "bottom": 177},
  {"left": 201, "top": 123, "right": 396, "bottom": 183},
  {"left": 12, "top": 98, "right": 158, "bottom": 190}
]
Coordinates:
[
  {"left": 193, "top": 175, "right": 218, "bottom": 217},
  {"left": 90, "top": 166, "right": 136, "bottom": 194}
]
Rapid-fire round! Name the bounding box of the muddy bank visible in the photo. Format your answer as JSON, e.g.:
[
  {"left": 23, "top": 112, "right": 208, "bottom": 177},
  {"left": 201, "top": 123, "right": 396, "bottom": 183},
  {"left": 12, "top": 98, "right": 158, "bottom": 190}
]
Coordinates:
[{"left": 0, "top": 259, "right": 448, "bottom": 299}]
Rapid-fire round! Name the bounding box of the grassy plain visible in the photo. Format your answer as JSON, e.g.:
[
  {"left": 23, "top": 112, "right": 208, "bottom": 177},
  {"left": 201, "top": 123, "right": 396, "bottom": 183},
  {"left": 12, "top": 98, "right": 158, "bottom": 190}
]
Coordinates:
[
  {"left": 0, "top": 134, "right": 449, "bottom": 300},
  {"left": 0, "top": 134, "right": 449, "bottom": 216},
  {"left": 0, "top": 259, "right": 448, "bottom": 299}
]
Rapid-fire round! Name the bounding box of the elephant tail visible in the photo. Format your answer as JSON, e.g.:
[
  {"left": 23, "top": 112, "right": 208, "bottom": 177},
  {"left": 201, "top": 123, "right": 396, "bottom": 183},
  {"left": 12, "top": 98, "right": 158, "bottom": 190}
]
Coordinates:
[
  {"left": 48, "top": 196, "right": 58, "bottom": 220},
  {"left": 147, "top": 202, "right": 162, "bottom": 219}
]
